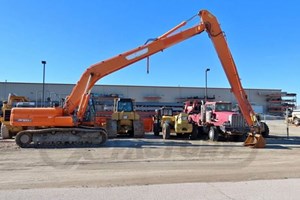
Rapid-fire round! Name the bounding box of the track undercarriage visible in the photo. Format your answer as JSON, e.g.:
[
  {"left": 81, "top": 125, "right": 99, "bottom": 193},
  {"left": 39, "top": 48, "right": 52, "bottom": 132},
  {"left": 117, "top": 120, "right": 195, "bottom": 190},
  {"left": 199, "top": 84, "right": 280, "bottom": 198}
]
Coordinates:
[{"left": 15, "top": 127, "right": 108, "bottom": 148}]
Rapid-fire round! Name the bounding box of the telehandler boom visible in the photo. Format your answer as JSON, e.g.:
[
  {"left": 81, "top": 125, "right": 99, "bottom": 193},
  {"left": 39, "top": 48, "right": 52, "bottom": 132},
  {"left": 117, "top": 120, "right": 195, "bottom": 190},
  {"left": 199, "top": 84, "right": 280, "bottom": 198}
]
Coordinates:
[{"left": 10, "top": 10, "right": 265, "bottom": 148}]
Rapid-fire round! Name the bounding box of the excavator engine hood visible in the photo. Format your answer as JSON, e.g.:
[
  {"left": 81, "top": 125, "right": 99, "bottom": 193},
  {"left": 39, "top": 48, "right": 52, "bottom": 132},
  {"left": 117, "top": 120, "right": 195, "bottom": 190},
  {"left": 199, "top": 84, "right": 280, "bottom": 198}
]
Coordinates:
[{"left": 10, "top": 107, "right": 74, "bottom": 127}]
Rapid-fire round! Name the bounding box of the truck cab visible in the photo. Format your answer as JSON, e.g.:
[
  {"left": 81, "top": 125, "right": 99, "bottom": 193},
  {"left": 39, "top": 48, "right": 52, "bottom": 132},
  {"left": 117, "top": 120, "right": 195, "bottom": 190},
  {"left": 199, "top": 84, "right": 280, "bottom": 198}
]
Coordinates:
[
  {"left": 291, "top": 109, "right": 300, "bottom": 126},
  {"left": 205, "top": 101, "right": 236, "bottom": 126},
  {"left": 204, "top": 101, "right": 249, "bottom": 140}
]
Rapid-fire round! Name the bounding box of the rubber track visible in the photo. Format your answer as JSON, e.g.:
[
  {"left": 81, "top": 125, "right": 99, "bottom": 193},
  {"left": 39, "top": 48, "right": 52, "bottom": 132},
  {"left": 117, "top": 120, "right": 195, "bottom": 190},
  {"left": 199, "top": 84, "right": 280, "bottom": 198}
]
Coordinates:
[{"left": 15, "top": 127, "right": 108, "bottom": 148}]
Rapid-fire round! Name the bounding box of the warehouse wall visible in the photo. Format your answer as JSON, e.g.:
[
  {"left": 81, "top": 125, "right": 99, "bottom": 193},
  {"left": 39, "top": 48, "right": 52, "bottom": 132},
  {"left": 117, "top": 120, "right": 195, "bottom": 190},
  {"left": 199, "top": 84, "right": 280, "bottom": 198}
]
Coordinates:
[{"left": 0, "top": 82, "right": 282, "bottom": 113}]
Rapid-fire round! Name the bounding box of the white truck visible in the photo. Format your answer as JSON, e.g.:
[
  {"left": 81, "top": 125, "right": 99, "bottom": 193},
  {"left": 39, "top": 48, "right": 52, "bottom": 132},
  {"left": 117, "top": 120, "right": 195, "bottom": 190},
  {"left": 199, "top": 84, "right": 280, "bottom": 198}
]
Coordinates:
[{"left": 290, "top": 110, "right": 300, "bottom": 126}]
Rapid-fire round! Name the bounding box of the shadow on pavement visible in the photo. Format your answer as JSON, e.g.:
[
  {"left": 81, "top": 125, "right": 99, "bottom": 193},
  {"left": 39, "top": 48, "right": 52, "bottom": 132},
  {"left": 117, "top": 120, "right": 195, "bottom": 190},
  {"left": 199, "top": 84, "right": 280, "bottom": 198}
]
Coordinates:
[
  {"left": 8, "top": 134, "right": 300, "bottom": 150},
  {"left": 264, "top": 136, "right": 300, "bottom": 149}
]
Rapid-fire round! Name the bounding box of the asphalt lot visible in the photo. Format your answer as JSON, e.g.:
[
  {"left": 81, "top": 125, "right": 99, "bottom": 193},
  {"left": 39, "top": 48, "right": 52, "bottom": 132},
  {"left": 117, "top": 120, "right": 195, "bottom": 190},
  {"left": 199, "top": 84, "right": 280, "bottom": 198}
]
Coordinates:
[{"left": 0, "top": 119, "right": 299, "bottom": 199}]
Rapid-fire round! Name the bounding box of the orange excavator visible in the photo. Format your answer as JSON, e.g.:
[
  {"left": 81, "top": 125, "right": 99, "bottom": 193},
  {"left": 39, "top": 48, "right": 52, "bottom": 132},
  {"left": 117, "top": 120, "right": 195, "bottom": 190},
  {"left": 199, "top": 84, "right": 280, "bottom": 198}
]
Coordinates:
[{"left": 10, "top": 10, "right": 266, "bottom": 148}]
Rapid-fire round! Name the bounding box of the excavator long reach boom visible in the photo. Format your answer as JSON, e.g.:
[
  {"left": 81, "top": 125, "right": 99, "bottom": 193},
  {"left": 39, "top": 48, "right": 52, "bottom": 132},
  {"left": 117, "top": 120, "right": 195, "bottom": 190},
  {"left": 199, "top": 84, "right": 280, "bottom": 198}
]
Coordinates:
[{"left": 10, "top": 10, "right": 265, "bottom": 148}]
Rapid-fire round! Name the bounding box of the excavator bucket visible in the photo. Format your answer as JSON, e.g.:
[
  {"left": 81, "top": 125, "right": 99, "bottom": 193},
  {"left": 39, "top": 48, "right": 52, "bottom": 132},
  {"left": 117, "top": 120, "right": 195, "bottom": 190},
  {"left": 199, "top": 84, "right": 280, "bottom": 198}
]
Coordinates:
[{"left": 244, "top": 133, "right": 266, "bottom": 148}]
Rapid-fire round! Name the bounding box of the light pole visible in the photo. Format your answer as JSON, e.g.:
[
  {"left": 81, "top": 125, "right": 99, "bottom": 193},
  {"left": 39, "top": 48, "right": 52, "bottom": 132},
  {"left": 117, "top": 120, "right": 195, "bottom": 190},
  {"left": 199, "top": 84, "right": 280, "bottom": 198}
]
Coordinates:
[
  {"left": 41, "top": 60, "right": 46, "bottom": 107},
  {"left": 205, "top": 68, "right": 210, "bottom": 102}
]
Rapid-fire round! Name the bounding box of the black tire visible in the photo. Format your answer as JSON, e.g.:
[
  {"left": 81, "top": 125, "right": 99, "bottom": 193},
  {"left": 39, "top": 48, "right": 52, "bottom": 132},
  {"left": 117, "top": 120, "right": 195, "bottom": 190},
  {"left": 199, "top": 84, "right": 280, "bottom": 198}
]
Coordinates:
[
  {"left": 106, "top": 119, "right": 118, "bottom": 138},
  {"left": 162, "top": 122, "right": 170, "bottom": 140},
  {"left": 261, "top": 122, "right": 269, "bottom": 138},
  {"left": 15, "top": 131, "right": 32, "bottom": 148},
  {"left": 1, "top": 124, "right": 11, "bottom": 139},
  {"left": 208, "top": 126, "right": 219, "bottom": 141},
  {"left": 133, "top": 120, "right": 145, "bottom": 138},
  {"left": 153, "top": 123, "right": 160, "bottom": 136},
  {"left": 189, "top": 125, "right": 198, "bottom": 140}
]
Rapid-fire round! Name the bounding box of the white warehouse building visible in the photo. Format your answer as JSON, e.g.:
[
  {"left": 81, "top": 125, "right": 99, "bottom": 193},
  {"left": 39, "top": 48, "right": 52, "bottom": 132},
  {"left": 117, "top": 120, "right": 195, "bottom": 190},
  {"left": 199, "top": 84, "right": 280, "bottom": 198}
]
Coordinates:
[{"left": 0, "top": 82, "right": 297, "bottom": 115}]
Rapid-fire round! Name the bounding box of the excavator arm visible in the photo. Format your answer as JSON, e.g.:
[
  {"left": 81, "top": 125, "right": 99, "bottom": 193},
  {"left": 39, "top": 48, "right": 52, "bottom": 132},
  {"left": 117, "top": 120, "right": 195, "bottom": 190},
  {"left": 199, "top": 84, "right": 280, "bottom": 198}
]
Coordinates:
[
  {"left": 11, "top": 9, "right": 265, "bottom": 148},
  {"left": 64, "top": 21, "right": 206, "bottom": 119},
  {"left": 200, "top": 12, "right": 259, "bottom": 128},
  {"left": 200, "top": 11, "right": 265, "bottom": 147}
]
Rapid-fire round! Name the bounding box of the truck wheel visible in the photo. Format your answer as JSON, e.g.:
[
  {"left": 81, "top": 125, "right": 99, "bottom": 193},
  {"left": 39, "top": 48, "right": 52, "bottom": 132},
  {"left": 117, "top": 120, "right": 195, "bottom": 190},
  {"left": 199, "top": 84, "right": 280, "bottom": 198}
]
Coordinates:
[
  {"left": 261, "top": 122, "right": 270, "bottom": 138},
  {"left": 1, "top": 124, "right": 11, "bottom": 139},
  {"left": 106, "top": 119, "right": 118, "bottom": 138},
  {"left": 189, "top": 125, "right": 198, "bottom": 140},
  {"left": 153, "top": 123, "right": 160, "bottom": 136},
  {"left": 162, "top": 123, "right": 170, "bottom": 140},
  {"left": 133, "top": 120, "right": 145, "bottom": 138},
  {"left": 208, "top": 126, "right": 219, "bottom": 141}
]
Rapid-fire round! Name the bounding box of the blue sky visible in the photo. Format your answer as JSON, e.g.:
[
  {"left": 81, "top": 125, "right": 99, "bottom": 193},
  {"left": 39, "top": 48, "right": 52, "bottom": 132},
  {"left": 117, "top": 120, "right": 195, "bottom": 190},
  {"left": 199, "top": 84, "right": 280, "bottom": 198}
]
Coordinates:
[{"left": 1, "top": 1, "right": 299, "bottom": 103}]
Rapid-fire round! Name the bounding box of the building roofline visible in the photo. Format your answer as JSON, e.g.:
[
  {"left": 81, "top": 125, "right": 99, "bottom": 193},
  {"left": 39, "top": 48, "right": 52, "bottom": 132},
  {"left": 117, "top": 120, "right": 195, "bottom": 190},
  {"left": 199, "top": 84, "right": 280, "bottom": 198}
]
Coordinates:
[{"left": 0, "top": 81, "right": 282, "bottom": 91}]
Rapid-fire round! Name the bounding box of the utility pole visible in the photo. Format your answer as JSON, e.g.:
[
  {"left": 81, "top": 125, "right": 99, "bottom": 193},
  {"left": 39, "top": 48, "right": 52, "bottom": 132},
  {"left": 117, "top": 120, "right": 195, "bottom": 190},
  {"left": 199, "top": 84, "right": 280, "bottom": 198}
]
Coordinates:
[
  {"left": 205, "top": 68, "right": 210, "bottom": 102},
  {"left": 41, "top": 60, "right": 46, "bottom": 107}
]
